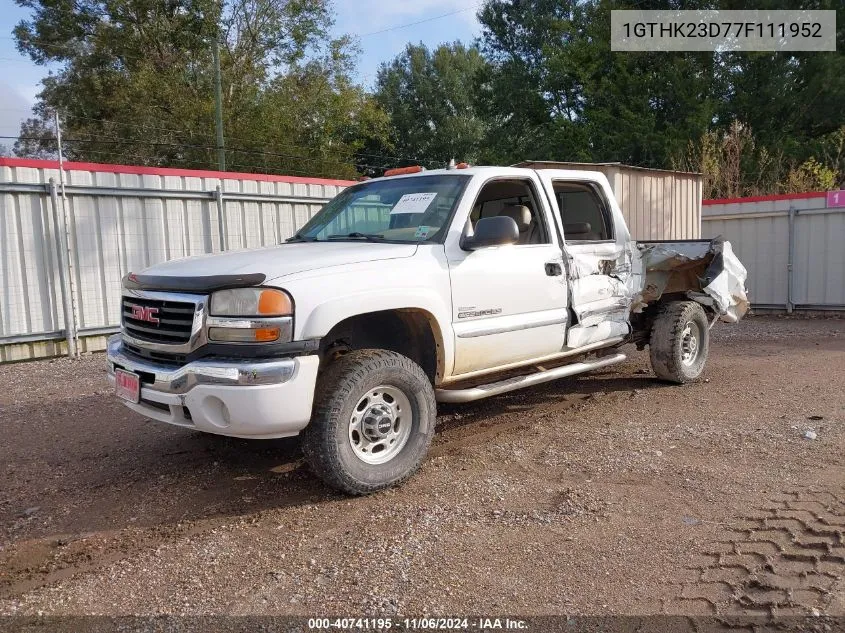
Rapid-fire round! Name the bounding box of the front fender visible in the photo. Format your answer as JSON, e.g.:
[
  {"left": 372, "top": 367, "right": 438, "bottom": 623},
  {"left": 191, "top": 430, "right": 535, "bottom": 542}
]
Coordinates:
[{"left": 298, "top": 287, "right": 455, "bottom": 379}]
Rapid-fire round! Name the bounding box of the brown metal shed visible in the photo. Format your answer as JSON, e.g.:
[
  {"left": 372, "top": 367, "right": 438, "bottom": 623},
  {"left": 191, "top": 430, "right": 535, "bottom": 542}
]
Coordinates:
[{"left": 514, "top": 161, "right": 702, "bottom": 240}]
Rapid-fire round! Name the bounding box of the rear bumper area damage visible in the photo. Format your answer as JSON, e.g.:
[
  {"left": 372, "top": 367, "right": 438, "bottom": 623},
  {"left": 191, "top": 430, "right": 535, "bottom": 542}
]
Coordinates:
[
  {"left": 106, "top": 335, "right": 319, "bottom": 438},
  {"left": 636, "top": 238, "right": 749, "bottom": 322}
]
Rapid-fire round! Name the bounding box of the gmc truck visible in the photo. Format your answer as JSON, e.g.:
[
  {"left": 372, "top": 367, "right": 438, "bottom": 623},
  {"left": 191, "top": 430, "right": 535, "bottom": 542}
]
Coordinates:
[{"left": 107, "top": 165, "right": 748, "bottom": 494}]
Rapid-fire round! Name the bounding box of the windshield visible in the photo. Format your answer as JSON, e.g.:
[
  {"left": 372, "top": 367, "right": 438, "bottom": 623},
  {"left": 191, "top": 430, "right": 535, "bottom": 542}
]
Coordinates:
[{"left": 294, "top": 174, "right": 471, "bottom": 243}]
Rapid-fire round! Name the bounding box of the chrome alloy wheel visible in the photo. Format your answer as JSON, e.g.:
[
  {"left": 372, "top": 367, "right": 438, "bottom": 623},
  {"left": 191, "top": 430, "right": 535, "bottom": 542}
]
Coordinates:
[
  {"left": 348, "top": 385, "right": 412, "bottom": 464},
  {"left": 680, "top": 320, "right": 702, "bottom": 366}
]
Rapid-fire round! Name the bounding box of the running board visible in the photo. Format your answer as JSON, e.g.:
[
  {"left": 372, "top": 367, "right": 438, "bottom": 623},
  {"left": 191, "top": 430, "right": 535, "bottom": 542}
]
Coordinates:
[{"left": 435, "top": 352, "right": 627, "bottom": 404}]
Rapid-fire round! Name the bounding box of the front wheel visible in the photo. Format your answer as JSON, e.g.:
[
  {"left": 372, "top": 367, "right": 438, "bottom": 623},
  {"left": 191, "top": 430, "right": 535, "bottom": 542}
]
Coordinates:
[
  {"left": 302, "top": 349, "right": 436, "bottom": 495},
  {"left": 648, "top": 301, "right": 710, "bottom": 384}
]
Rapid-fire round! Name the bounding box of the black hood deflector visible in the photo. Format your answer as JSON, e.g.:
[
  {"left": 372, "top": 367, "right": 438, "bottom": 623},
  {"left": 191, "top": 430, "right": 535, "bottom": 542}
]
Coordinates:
[{"left": 122, "top": 272, "right": 267, "bottom": 293}]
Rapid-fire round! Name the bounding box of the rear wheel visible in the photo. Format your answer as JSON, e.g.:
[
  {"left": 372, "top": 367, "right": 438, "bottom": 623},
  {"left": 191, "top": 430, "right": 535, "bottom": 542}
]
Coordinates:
[
  {"left": 649, "top": 301, "right": 710, "bottom": 383},
  {"left": 302, "top": 349, "right": 436, "bottom": 495}
]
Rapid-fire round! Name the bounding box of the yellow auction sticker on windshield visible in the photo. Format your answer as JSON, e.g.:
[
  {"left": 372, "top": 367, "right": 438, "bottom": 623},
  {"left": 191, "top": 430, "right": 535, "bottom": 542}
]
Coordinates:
[{"left": 391, "top": 192, "right": 437, "bottom": 214}]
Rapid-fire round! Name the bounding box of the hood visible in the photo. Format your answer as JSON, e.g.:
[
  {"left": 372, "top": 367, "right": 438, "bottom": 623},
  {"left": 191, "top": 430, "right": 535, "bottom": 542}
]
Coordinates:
[{"left": 136, "top": 242, "right": 419, "bottom": 282}]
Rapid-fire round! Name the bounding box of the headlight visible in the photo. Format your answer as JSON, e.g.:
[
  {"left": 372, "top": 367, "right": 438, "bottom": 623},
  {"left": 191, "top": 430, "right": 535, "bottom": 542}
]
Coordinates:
[
  {"left": 210, "top": 288, "right": 292, "bottom": 317},
  {"left": 207, "top": 288, "right": 293, "bottom": 344}
]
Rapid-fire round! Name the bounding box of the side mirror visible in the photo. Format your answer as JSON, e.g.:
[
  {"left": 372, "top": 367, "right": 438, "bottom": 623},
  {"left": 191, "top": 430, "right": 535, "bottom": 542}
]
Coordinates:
[{"left": 461, "top": 216, "right": 519, "bottom": 250}]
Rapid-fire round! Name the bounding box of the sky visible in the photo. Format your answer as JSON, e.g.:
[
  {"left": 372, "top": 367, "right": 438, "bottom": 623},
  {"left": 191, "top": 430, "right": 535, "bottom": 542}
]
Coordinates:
[{"left": 0, "top": 0, "right": 482, "bottom": 144}]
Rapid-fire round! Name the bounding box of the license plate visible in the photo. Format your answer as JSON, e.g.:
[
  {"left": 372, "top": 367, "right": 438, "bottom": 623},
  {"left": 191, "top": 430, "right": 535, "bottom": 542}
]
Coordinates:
[{"left": 114, "top": 369, "right": 141, "bottom": 403}]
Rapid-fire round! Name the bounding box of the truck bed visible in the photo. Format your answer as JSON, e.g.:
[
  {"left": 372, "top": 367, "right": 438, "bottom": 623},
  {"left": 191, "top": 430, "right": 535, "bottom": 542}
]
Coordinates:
[{"left": 635, "top": 237, "right": 749, "bottom": 322}]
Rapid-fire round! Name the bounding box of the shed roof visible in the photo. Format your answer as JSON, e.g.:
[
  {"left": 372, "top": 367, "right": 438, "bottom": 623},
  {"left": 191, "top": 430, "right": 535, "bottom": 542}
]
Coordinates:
[{"left": 512, "top": 160, "right": 701, "bottom": 177}]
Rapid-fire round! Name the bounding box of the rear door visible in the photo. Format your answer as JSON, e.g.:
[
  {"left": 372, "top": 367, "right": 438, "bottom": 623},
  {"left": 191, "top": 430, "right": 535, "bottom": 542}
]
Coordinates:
[{"left": 537, "top": 171, "right": 638, "bottom": 348}]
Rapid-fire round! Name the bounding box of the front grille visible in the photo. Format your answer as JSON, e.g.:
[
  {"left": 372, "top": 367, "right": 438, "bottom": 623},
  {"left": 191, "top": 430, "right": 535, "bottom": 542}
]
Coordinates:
[
  {"left": 122, "top": 296, "right": 196, "bottom": 345},
  {"left": 123, "top": 342, "right": 188, "bottom": 367}
]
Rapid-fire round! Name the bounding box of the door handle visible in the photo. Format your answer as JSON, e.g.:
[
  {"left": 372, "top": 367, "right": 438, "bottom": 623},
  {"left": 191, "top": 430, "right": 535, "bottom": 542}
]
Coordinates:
[{"left": 545, "top": 262, "right": 563, "bottom": 276}]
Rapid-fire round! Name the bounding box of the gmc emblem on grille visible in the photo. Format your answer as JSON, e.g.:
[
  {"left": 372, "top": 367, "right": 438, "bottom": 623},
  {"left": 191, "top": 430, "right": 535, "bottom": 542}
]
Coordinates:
[{"left": 129, "top": 304, "right": 160, "bottom": 325}]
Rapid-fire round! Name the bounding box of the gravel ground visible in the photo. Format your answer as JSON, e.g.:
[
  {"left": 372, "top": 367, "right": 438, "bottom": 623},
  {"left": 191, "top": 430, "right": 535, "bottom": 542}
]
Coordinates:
[{"left": 0, "top": 315, "right": 843, "bottom": 619}]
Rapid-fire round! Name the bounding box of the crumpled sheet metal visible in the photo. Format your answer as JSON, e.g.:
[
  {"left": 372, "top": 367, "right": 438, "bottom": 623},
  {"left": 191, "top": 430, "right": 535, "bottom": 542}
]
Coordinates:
[
  {"left": 699, "top": 239, "right": 749, "bottom": 322},
  {"left": 566, "top": 242, "right": 643, "bottom": 328},
  {"left": 636, "top": 238, "right": 749, "bottom": 322}
]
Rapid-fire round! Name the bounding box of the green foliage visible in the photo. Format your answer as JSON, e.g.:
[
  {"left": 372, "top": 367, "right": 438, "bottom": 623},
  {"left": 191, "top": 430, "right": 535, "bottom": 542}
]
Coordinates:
[
  {"left": 374, "top": 42, "right": 490, "bottom": 168},
  {"left": 13, "top": 0, "right": 845, "bottom": 192},
  {"left": 15, "top": 116, "right": 57, "bottom": 159},
  {"left": 469, "top": 0, "right": 844, "bottom": 193},
  {"left": 13, "top": 0, "right": 389, "bottom": 178},
  {"left": 674, "top": 122, "right": 843, "bottom": 198},
  {"left": 816, "top": 126, "right": 845, "bottom": 184},
  {"left": 475, "top": 0, "right": 720, "bottom": 168},
  {"left": 673, "top": 121, "right": 782, "bottom": 199},
  {"left": 784, "top": 157, "right": 839, "bottom": 193}
]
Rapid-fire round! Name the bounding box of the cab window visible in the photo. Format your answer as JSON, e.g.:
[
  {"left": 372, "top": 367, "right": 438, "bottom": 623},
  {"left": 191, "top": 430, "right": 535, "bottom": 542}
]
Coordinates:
[
  {"left": 553, "top": 181, "right": 613, "bottom": 241},
  {"left": 469, "top": 179, "right": 549, "bottom": 245}
]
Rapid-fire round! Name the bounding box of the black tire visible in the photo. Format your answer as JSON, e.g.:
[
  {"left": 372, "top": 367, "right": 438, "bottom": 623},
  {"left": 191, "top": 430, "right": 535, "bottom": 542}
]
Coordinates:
[
  {"left": 302, "top": 349, "right": 436, "bottom": 495},
  {"left": 649, "top": 301, "right": 710, "bottom": 384}
]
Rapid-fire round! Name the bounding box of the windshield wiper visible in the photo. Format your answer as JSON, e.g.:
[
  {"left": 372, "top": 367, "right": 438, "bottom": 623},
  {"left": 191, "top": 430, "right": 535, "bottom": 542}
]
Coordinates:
[
  {"left": 285, "top": 232, "right": 317, "bottom": 242},
  {"left": 327, "top": 232, "right": 386, "bottom": 242}
]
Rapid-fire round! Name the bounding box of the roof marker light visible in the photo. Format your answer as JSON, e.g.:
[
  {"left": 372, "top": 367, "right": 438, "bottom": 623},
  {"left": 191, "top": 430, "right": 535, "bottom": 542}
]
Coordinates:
[{"left": 384, "top": 166, "right": 424, "bottom": 177}]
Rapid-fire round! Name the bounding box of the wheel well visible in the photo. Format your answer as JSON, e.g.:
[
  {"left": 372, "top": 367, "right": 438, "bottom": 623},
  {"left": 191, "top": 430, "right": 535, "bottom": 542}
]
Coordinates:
[
  {"left": 319, "top": 309, "right": 442, "bottom": 383},
  {"left": 630, "top": 295, "right": 716, "bottom": 350}
]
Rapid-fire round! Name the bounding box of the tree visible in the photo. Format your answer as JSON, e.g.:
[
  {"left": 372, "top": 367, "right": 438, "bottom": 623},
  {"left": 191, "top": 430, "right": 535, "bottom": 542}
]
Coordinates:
[
  {"left": 477, "top": 0, "right": 720, "bottom": 167},
  {"left": 12, "top": 0, "right": 389, "bottom": 177},
  {"left": 717, "top": 0, "right": 845, "bottom": 155},
  {"left": 670, "top": 0, "right": 845, "bottom": 195},
  {"left": 476, "top": 0, "right": 843, "bottom": 194},
  {"left": 675, "top": 121, "right": 844, "bottom": 198},
  {"left": 476, "top": 0, "right": 578, "bottom": 164},
  {"left": 374, "top": 42, "right": 490, "bottom": 167},
  {"left": 13, "top": 116, "right": 57, "bottom": 159}
]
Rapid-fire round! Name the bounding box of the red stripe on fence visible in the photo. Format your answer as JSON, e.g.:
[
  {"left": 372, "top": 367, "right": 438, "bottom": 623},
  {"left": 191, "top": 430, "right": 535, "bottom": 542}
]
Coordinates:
[
  {"left": 0, "top": 157, "right": 356, "bottom": 187},
  {"left": 704, "top": 191, "right": 826, "bottom": 206}
]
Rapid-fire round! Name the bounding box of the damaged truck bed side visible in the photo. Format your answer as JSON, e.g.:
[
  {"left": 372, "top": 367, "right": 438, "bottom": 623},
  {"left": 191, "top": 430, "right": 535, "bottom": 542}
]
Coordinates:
[
  {"left": 107, "top": 165, "right": 748, "bottom": 494},
  {"left": 636, "top": 239, "right": 749, "bottom": 323},
  {"left": 630, "top": 238, "right": 749, "bottom": 383}
]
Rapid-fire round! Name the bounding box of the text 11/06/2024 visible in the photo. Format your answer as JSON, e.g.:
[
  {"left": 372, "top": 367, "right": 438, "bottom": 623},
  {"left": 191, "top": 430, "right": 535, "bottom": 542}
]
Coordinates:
[{"left": 307, "top": 617, "right": 529, "bottom": 630}]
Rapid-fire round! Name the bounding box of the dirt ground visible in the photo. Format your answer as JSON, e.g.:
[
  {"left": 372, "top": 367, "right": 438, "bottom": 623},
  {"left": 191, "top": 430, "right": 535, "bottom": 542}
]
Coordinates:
[{"left": 0, "top": 315, "right": 843, "bottom": 621}]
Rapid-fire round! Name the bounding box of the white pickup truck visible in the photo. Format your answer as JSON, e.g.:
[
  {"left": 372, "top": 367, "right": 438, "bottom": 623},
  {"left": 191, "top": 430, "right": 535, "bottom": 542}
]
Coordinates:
[{"left": 107, "top": 165, "right": 748, "bottom": 494}]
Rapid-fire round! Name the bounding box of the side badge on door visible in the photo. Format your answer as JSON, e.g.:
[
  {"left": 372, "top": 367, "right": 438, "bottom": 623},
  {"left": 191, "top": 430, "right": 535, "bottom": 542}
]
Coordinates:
[{"left": 458, "top": 308, "right": 503, "bottom": 319}]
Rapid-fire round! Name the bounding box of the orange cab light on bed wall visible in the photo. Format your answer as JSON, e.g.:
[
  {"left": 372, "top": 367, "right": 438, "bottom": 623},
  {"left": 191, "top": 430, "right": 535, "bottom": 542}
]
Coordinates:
[{"left": 384, "top": 166, "right": 424, "bottom": 177}]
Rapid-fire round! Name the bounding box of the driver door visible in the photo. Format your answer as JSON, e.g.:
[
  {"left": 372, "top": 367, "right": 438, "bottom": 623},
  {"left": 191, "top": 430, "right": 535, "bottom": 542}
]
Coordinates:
[{"left": 445, "top": 173, "right": 568, "bottom": 376}]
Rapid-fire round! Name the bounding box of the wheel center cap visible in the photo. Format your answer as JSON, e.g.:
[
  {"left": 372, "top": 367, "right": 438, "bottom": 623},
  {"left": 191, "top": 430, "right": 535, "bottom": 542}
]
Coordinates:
[
  {"left": 689, "top": 337, "right": 697, "bottom": 352},
  {"left": 362, "top": 404, "right": 393, "bottom": 440}
]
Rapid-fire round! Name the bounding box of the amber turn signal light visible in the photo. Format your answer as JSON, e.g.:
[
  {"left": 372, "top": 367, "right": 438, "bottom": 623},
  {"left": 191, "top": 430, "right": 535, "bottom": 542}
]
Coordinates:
[
  {"left": 257, "top": 289, "right": 292, "bottom": 316},
  {"left": 208, "top": 327, "right": 281, "bottom": 343}
]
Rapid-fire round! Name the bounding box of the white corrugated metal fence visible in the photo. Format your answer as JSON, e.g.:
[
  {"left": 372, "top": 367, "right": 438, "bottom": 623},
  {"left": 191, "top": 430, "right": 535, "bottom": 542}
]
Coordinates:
[
  {"left": 0, "top": 159, "right": 350, "bottom": 362},
  {"left": 702, "top": 193, "right": 845, "bottom": 311}
]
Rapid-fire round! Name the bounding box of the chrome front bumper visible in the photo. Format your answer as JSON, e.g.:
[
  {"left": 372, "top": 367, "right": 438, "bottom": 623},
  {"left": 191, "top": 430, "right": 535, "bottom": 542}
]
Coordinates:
[
  {"left": 106, "top": 335, "right": 319, "bottom": 438},
  {"left": 107, "top": 335, "right": 296, "bottom": 393}
]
